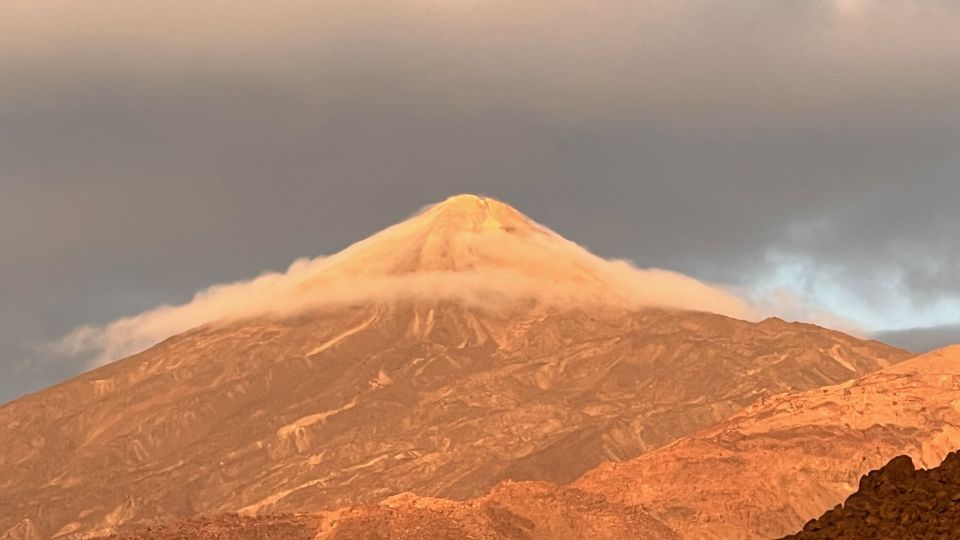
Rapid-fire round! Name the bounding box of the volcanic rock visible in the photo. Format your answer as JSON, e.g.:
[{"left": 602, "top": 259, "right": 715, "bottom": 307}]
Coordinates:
[{"left": 782, "top": 450, "right": 960, "bottom": 539}]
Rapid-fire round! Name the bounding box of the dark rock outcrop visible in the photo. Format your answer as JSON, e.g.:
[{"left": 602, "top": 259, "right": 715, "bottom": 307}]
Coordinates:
[{"left": 782, "top": 451, "right": 960, "bottom": 539}]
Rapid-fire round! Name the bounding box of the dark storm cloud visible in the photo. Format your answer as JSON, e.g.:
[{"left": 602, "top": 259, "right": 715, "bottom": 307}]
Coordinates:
[{"left": 1, "top": 0, "right": 959, "bottom": 402}]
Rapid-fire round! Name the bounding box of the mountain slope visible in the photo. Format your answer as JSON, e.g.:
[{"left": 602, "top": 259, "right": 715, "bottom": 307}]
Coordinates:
[
  {"left": 575, "top": 345, "right": 960, "bottom": 539},
  {"left": 0, "top": 196, "right": 910, "bottom": 539}
]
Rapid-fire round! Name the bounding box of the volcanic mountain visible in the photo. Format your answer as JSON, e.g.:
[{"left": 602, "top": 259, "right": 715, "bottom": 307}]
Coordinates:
[
  {"left": 0, "top": 195, "right": 909, "bottom": 539},
  {"left": 574, "top": 345, "right": 960, "bottom": 539}
]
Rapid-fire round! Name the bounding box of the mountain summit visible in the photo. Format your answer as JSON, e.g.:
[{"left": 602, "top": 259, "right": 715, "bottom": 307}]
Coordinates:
[
  {"left": 417, "top": 194, "right": 538, "bottom": 235},
  {"left": 317, "top": 193, "right": 566, "bottom": 276}
]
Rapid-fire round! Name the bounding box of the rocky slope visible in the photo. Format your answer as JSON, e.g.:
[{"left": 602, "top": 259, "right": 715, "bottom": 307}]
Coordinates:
[
  {"left": 169, "top": 346, "right": 960, "bottom": 540},
  {"left": 314, "top": 482, "right": 679, "bottom": 540},
  {"left": 0, "top": 196, "right": 909, "bottom": 539},
  {"left": 112, "top": 483, "right": 679, "bottom": 540},
  {"left": 782, "top": 450, "right": 960, "bottom": 539},
  {"left": 108, "top": 514, "right": 321, "bottom": 540},
  {"left": 574, "top": 345, "right": 960, "bottom": 539}
]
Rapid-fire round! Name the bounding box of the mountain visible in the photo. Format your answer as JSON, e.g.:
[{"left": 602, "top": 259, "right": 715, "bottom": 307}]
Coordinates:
[
  {"left": 782, "top": 450, "right": 960, "bottom": 539},
  {"left": 574, "top": 345, "right": 960, "bottom": 539},
  {"left": 0, "top": 195, "right": 909, "bottom": 539}
]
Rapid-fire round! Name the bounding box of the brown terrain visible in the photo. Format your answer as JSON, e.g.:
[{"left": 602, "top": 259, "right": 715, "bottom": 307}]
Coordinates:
[
  {"left": 182, "top": 346, "right": 960, "bottom": 540},
  {"left": 313, "top": 482, "right": 679, "bottom": 540},
  {"left": 99, "top": 346, "right": 960, "bottom": 539},
  {"left": 112, "top": 483, "right": 679, "bottom": 540},
  {"left": 782, "top": 450, "right": 960, "bottom": 539},
  {"left": 109, "top": 514, "right": 321, "bottom": 540},
  {"left": 0, "top": 196, "right": 913, "bottom": 539},
  {"left": 575, "top": 345, "right": 960, "bottom": 539}
]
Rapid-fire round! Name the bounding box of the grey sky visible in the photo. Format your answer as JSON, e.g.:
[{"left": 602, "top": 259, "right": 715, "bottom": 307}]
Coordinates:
[{"left": 2, "top": 0, "right": 959, "bottom": 403}]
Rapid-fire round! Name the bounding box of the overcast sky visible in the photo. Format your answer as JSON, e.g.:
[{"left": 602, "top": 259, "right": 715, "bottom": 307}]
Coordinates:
[{"left": 2, "top": 0, "right": 958, "bottom": 403}]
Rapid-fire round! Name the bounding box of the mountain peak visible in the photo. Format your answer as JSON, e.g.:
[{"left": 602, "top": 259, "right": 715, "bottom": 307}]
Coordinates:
[
  {"left": 325, "top": 194, "right": 558, "bottom": 276},
  {"left": 432, "top": 193, "right": 496, "bottom": 212},
  {"left": 421, "top": 194, "right": 536, "bottom": 235}
]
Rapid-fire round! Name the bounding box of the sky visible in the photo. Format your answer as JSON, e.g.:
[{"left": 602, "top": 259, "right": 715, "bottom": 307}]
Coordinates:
[{"left": 1, "top": 0, "right": 958, "bottom": 403}]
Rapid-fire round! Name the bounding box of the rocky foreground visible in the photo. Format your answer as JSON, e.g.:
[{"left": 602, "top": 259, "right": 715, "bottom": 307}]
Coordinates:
[
  {"left": 110, "top": 483, "right": 678, "bottom": 540},
  {"left": 783, "top": 451, "right": 960, "bottom": 539},
  {"left": 108, "top": 514, "right": 319, "bottom": 540}
]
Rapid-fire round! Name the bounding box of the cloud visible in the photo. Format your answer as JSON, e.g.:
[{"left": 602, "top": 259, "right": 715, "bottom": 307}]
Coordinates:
[{"left": 53, "top": 199, "right": 757, "bottom": 367}]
